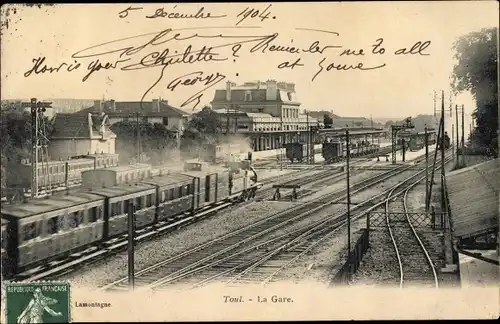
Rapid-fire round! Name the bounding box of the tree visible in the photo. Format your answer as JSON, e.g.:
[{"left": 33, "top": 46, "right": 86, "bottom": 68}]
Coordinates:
[
  {"left": 179, "top": 105, "right": 225, "bottom": 160},
  {"left": 384, "top": 120, "right": 395, "bottom": 128},
  {"left": 451, "top": 27, "right": 498, "bottom": 156},
  {"left": 323, "top": 114, "right": 333, "bottom": 128}
]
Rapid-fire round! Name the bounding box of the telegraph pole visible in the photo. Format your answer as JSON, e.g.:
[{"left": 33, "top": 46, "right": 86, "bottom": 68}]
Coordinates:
[
  {"left": 461, "top": 104, "right": 465, "bottom": 167},
  {"left": 31, "top": 98, "right": 38, "bottom": 199},
  {"left": 452, "top": 125, "right": 455, "bottom": 167},
  {"left": 440, "top": 90, "right": 446, "bottom": 189},
  {"left": 128, "top": 200, "right": 135, "bottom": 289},
  {"left": 425, "top": 126, "right": 429, "bottom": 212},
  {"left": 136, "top": 112, "right": 141, "bottom": 163},
  {"left": 455, "top": 104, "right": 459, "bottom": 167},
  {"left": 370, "top": 114, "right": 374, "bottom": 143},
  {"left": 226, "top": 104, "right": 231, "bottom": 135},
  {"left": 306, "top": 111, "right": 310, "bottom": 164},
  {"left": 345, "top": 130, "right": 351, "bottom": 270}
]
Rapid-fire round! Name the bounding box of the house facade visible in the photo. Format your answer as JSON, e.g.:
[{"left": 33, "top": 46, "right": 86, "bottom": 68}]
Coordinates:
[
  {"left": 49, "top": 113, "right": 117, "bottom": 160},
  {"left": 79, "top": 99, "right": 191, "bottom": 137}
]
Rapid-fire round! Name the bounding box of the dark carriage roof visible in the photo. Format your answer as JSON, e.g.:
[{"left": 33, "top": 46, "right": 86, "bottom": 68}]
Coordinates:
[
  {"left": 1, "top": 192, "right": 105, "bottom": 219},
  {"left": 446, "top": 159, "right": 499, "bottom": 239},
  {"left": 140, "top": 173, "right": 194, "bottom": 187},
  {"left": 88, "top": 182, "right": 156, "bottom": 198}
]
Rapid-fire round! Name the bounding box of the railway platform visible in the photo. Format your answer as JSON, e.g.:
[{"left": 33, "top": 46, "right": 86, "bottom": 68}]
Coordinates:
[{"left": 458, "top": 250, "right": 499, "bottom": 287}]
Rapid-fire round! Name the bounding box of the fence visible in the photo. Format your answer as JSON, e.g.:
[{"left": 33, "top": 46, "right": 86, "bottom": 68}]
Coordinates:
[
  {"left": 331, "top": 229, "right": 370, "bottom": 285},
  {"left": 368, "top": 211, "right": 445, "bottom": 230}
]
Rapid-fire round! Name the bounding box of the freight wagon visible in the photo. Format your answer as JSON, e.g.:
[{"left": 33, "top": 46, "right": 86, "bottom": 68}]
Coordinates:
[{"left": 283, "top": 142, "right": 310, "bottom": 163}]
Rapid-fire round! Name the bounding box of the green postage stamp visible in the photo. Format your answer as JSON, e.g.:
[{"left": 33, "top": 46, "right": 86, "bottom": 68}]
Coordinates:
[{"left": 4, "top": 281, "right": 71, "bottom": 324}]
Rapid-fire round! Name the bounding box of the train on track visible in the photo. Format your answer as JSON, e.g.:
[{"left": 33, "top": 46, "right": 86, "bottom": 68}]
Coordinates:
[
  {"left": 407, "top": 132, "right": 437, "bottom": 151},
  {"left": 437, "top": 132, "right": 451, "bottom": 150},
  {"left": 283, "top": 141, "right": 381, "bottom": 164},
  {"left": 6, "top": 153, "right": 120, "bottom": 198},
  {"left": 1, "top": 159, "right": 261, "bottom": 278},
  {"left": 321, "top": 141, "right": 381, "bottom": 163}
]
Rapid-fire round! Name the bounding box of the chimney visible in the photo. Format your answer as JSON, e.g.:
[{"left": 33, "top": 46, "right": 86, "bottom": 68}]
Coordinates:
[
  {"left": 226, "top": 81, "right": 232, "bottom": 101},
  {"left": 266, "top": 80, "right": 277, "bottom": 101},
  {"left": 94, "top": 100, "right": 102, "bottom": 113},
  {"left": 152, "top": 99, "right": 160, "bottom": 112},
  {"left": 110, "top": 99, "right": 116, "bottom": 112}
]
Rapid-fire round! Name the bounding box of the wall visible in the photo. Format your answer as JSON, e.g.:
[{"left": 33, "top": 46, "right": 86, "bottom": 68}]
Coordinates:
[{"left": 49, "top": 138, "right": 115, "bottom": 160}]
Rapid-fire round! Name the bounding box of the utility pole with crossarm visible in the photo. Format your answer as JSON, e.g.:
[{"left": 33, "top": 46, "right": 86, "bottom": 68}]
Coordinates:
[{"left": 390, "top": 117, "right": 414, "bottom": 164}]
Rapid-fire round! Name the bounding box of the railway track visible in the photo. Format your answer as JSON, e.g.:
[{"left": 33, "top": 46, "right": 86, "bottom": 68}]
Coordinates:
[
  {"left": 187, "top": 154, "right": 452, "bottom": 288},
  {"left": 101, "top": 152, "right": 444, "bottom": 291},
  {"left": 384, "top": 175, "right": 441, "bottom": 288},
  {"left": 19, "top": 158, "right": 374, "bottom": 282}
]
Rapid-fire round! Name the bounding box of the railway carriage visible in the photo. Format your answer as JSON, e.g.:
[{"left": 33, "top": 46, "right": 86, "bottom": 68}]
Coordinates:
[
  {"left": 141, "top": 173, "right": 196, "bottom": 222},
  {"left": 1, "top": 192, "right": 106, "bottom": 276},
  {"left": 81, "top": 164, "right": 152, "bottom": 190},
  {"left": 7, "top": 154, "right": 120, "bottom": 198},
  {"left": 181, "top": 162, "right": 228, "bottom": 208},
  {"left": 1, "top": 219, "right": 8, "bottom": 278},
  {"left": 90, "top": 184, "right": 157, "bottom": 239}
]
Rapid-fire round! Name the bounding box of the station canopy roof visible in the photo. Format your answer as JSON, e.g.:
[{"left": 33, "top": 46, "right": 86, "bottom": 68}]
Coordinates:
[{"left": 446, "top": 159, "right": 499, "bottom": 239}]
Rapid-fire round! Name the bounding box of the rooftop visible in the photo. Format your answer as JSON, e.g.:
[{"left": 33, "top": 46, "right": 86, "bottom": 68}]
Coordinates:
[
  {"left": 1, "top": 192, "right": 103, "bottom": 219},
  {"left": 446, "top": 159, "right": 499, "bottom": 239},
  {"left": 77, "top": 100, "right": 191, "bottom": 117},
  {"left": 50, "top": 113, "right": 116, "bottom": 139}
]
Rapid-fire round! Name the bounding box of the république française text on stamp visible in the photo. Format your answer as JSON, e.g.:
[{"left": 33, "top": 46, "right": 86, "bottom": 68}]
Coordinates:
[{"left": 4, "top": 281, "right": 70, "bottom": 324}]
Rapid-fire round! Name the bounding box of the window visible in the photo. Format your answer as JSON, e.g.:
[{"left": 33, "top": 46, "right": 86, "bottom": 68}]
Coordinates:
[
  {"left": 111, "top": 202, "right": 122, "bottom": 217},
  {"left": 68, "top": 211, "right": 82, "bottom": 228},
  {"left": 245, "top": 91, "right": 252, "bottom": 101},
  {"left": 146, "top": 194, "right": 153, "bottom": 207},
  {"left": 135, "top": 197, "right": 142, "bottom": 211},
  {"left": 162, "top": 117, "right": 169, "bottom": 126},
  {"left": 124, "top": 201, "right": 130, "bottom": 215},
  {"left": 88, "top": 207, "right": 98, "bottom": 223},
  {"left": 169, "top": 188, "right": 175, "bottom": 200},
  {"left": 23, "top": 222, "right": 39, "bottom": 241},
  {"left": 47, "top": 216, "right": 59, "bottom": 234}
]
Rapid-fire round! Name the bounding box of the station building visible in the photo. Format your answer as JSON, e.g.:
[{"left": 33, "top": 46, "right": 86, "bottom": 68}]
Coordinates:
[{"left": 210, "top": 80, "right": 320, "bottom": 151}]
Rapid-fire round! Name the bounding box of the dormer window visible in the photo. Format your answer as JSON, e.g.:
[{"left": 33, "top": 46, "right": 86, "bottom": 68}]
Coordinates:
[
  {"left": 245, "top": 91, "right": 252, "bottom": 101},
  {"left": 287, "top": 92, "right": 292, "bottom": 101}
]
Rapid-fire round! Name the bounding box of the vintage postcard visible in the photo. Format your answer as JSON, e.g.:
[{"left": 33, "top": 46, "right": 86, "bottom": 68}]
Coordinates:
[{"left": 1, "top": 1, "right": 499, "bottom": 322}]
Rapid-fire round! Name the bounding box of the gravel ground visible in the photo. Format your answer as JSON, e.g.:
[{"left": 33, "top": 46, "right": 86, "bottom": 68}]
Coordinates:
[
  {"left": 273, "top": 217, "right": 368, "bottom": 286},
  {"left": 58, "top": 200, "right": 296, "bottom": 287},
  {"left": 349, "top": 168, "right": 460, "bottom": 288}
]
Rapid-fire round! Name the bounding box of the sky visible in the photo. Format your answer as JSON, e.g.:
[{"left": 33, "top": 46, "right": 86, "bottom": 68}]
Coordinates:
[{"left": 1, "top": 2, "right": 498, "bottom": 129}]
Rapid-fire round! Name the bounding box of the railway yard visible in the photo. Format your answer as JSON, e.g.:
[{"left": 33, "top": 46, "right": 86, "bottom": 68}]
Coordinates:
[{"left": 8, "top": 142, "right": 464, "bottom": 292}]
